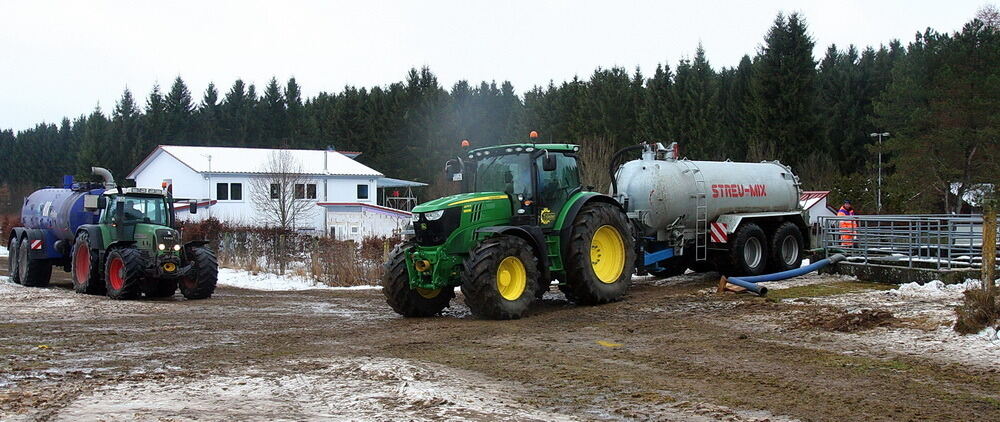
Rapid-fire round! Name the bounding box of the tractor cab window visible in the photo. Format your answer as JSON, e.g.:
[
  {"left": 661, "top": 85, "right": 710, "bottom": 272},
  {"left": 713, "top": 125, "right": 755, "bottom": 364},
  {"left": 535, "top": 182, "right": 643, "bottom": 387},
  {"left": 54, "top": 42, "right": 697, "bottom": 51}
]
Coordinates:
[
  {"left": 535, "top": 152, "right": 581, "bottom": 213},
  {"left": 474, "top": 153, "right": 533, "bottom": 199},
  {"left": 104, "top": 195, "right": 169, "bottom": 225}
]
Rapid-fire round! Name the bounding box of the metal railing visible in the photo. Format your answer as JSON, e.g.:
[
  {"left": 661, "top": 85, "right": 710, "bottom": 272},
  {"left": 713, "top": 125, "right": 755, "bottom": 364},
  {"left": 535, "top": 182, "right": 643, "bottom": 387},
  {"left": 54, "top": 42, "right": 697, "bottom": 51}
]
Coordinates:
[{"left": 817, "top": 214, "right": 1000, "bottom": 271}]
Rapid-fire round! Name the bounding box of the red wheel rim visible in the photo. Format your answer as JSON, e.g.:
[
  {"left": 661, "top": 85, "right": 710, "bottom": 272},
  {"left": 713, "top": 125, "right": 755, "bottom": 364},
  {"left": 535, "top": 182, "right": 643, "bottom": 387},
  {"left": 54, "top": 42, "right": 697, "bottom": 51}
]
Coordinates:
[
  {"left": 74, "top": 246, "right": 90, "bottom": 285},
  {"left": 108, "top": 257, "right": 125, "bottom": 290}
]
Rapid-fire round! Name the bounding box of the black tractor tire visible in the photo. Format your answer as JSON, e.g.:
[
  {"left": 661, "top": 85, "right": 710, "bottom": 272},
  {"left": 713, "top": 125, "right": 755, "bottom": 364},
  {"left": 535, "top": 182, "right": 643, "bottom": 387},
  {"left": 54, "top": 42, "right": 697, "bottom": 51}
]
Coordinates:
[
  {"left": 145, "top": 280, "right": 178, "bottom": 298},
  {"left": 561, "top": 202, "right": 636, "bottom": 305},
  {"left": 382, "top": 241, "right": 454, "bottom": 317},
  {"left": 461, "top": 236, "right": 539, "bottom": 320},
  {"left": 769, "top": 222, "right": 804, "bottom": 272},
  {"left": 725, "top": 223, "right": 769, "bottom": 276},
  {"left": 179, "top": 246, "right": 218, "bottom": 300},
  {"left": 105, "top": 248, "right": 144, "bottom": 300},
  {"left": 8, "top": 237, "right": 21, "bottom": 284},
  {"left": 71, "top": 231, "right": 105, "bottom": 295},
  {"left": 19, "top": 238, "right": 52, "bottom": 287}
]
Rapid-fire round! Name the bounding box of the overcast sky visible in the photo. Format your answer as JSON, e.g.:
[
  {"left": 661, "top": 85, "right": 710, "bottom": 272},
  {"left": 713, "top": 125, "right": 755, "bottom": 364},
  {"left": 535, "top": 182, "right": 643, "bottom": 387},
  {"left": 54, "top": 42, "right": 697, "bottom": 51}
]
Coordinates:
[{"left": 0, "top": 0, "right": 986, "bottom": 132}]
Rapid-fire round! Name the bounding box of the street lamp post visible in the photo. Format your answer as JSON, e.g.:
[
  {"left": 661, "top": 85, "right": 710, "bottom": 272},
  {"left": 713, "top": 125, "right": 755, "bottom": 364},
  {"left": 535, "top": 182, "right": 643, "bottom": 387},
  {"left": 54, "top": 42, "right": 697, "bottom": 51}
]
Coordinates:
[{"left": 869, "top": 132, "right": 890, "bottom": 214}]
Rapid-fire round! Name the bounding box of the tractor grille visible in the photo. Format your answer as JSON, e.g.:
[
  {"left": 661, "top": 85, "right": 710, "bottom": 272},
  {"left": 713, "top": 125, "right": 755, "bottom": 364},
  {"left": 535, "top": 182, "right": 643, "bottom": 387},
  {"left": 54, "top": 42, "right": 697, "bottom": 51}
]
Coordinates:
[{"left": 413, "top": 207, "right": 462, "bottom": 246}]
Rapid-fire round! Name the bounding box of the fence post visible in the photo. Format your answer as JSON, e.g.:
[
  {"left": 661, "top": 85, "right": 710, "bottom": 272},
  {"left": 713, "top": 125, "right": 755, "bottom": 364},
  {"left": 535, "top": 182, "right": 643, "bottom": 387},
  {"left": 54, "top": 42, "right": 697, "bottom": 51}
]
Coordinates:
[{"left": 983, "top": 201, "right": 997, "bottom": 293}]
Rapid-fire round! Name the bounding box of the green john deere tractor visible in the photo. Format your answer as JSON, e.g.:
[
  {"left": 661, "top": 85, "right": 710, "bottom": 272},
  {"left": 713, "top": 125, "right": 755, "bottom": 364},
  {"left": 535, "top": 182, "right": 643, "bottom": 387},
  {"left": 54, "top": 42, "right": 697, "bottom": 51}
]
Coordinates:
[{"left": 383, "top": 135, "right": 635, "bottom": 319}]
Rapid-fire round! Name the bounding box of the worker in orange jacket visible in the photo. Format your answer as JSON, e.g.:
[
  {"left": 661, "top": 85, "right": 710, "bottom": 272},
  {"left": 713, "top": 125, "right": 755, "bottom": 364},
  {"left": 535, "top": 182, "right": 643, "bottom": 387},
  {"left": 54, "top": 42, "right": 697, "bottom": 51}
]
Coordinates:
[{"left": 837, "top": 200, "right": 857, "bottom": 247}]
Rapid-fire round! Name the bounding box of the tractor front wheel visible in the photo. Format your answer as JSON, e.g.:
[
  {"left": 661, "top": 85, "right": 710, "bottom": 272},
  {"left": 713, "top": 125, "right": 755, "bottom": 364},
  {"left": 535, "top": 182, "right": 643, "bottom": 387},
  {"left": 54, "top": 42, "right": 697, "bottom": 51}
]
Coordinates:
[
  {"left": 72, "top": 231, "right": 105, "bottom": 295},
  {"left": 105, "top": 248, "right": 144, "bottom": 299},
  {"left": 382, "top": 242, "right": 454, "bottom": 317},
  {"left": 179, "top": 247, "right": 218, "bottom": 300},
  {"left": 562, "top": 203, "right": 635, "bottom": 305},
  {"left": 461, "top": 236, "right": 539, "bottom": 320}
]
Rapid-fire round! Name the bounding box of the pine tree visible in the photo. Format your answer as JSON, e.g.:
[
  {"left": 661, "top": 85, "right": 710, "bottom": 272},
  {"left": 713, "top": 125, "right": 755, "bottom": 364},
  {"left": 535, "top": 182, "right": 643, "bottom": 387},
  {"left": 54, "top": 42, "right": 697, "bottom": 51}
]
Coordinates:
[
  {"left": 164, "top": 76, "right": 194, "bottom": 145},
  {"left": 749, "top": 13, "right": 820, "bottom": 171}
]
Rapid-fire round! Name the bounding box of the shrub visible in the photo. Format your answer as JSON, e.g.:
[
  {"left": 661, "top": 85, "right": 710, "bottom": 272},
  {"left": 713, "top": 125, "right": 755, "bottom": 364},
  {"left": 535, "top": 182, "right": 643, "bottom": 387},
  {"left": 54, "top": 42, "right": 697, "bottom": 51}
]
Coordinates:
[{"left": 954, "top": 286, "right": 1000, "bottom": 334}]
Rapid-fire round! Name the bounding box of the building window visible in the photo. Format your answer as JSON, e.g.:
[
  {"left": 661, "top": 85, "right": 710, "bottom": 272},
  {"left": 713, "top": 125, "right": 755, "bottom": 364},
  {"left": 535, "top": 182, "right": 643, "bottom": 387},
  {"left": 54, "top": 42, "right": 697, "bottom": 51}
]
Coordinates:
[
  {"left": 216, "top": 183, "right": 228, "bottom": 200},
  {"left": 270, "top": 183, "right": 280, "bottom": 199},
  {"left": 294, "top": 183, "right": 318, "bottom": 200},
  {"left": 230, "top": 183, "right": 242, "bottom": 201},
  {"left": 216, "top": 183, "right": 242, "bottom": 201},
  {"left": 357, "top": 184, "right": 369, "bottom": 200}
]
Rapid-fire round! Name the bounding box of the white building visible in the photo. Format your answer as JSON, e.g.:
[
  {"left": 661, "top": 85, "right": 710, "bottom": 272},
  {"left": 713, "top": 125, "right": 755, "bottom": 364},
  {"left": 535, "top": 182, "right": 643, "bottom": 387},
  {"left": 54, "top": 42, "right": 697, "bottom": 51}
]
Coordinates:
[
  {"left": 127, "top": 145, "right": 423, "bottom": 241},
  {"left": 799, "top": 190, "right": 836, "bottom": 225}
]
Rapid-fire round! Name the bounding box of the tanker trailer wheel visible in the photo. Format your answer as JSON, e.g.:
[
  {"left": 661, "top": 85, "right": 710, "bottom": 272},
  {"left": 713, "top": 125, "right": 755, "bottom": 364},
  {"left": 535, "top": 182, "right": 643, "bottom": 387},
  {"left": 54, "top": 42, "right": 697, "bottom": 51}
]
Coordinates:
[
  {"left": 726, "top": 223, "right": 769, "bottom": 276},
  {"left": 561, "top": 203, "right": 636, "bottom": 305},
  {"left": 8, "top": 237, "right": 21, "bottom": 284},
  {"left": 71, "top": 232, "right": 105, "bottom": 295},
  {"left": 383, "top": 241, "right": 454, "bottom": 317},
  {"left": 104, "top": 247, "right": 144, "bottom": 300},
  {"left": 768, "top": 222, "right": 804, "bottom": 272},
  {"left": 19, "top": 238, "right": 52, "bottom": 287},
  {"left": 460, "top": 236, "right": 539, "bottom": 320},
  {"left": 178, "top": 246, "right": 218, "bottom": 300}
]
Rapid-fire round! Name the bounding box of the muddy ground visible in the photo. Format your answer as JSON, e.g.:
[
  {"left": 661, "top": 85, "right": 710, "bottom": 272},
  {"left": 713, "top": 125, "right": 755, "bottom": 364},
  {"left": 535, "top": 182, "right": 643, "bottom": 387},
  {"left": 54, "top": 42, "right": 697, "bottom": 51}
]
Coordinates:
[{"left": 1, "top": 256, "right": 998, "bottom": 421}]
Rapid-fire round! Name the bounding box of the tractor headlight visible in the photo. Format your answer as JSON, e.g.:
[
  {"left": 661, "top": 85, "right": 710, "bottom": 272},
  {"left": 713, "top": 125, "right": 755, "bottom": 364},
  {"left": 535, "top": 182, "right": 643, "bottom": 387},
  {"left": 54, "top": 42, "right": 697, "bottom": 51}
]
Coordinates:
[
  {"left": 158, "top": 243, "right": 166, "bottom": 251},
  {"left": 411, "top": 213, "right": 420, "bottom": 223},
  {"left": 173, "top": 244, "right": 181, "bottom": 251},
  {"left": 424, "top": 210, "right": 445, "bottom": 221}
]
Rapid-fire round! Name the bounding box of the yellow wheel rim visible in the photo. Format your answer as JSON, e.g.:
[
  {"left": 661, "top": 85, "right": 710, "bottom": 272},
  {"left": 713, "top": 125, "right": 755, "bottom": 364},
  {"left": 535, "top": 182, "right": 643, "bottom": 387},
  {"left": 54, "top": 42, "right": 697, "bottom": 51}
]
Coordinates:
[
  {"left": 591, "top": 225, "right": 625, "bottom": 284},
  {"left": 496, "top": 256, "right": 527, "bottom": 301},
  {"left": 415, "top": 287, "right": 440, "bottom": 299}
]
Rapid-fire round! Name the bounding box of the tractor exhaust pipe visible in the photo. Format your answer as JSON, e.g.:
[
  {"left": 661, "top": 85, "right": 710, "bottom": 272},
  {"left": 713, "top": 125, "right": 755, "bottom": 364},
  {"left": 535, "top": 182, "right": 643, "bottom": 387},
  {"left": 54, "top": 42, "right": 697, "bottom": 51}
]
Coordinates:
[{"left": 91, "top": 167, "right": 116, "bottom": 189}]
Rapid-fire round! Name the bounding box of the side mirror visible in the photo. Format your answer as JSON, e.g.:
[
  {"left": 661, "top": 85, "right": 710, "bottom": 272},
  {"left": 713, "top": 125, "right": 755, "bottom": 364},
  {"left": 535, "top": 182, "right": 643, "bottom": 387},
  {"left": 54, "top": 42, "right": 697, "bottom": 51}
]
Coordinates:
[
  {"left": 98, "top": 196, "right": 107, "bottom": 210},
  {"left": 189, "top": 200, "right": 198, "bottom": 215},
  {"left": 445, "top": 159, "right": 463, "bottom": 182},
  {"left": 543, "top": 154, "right": 557, "bottom": 171},
  {"left": 83, "top": 195, "right": 100, "bottom": 211}
]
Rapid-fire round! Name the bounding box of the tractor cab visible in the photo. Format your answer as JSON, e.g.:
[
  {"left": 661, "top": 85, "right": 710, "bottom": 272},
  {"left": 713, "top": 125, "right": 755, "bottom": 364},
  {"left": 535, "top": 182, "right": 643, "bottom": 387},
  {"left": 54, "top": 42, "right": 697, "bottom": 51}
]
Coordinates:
[{"left": 446, "top": 142, "right": 582, "bottom": 228}]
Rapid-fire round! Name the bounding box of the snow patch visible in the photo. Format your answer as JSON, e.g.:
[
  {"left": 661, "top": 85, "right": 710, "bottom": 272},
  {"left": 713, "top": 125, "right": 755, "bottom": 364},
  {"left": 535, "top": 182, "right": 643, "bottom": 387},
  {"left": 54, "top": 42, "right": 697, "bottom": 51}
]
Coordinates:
[
  {"left": 0, "top": 244, "right": 7, "bottom": 257},
  {"left": 888, "top": 279, "right": 994, "bottom": 300},
  {"left": 53, "top": 357, "right": 575, "bottom": 422},
  {"left": 216, "top": 268, "right": 380, "bottom": 292}
]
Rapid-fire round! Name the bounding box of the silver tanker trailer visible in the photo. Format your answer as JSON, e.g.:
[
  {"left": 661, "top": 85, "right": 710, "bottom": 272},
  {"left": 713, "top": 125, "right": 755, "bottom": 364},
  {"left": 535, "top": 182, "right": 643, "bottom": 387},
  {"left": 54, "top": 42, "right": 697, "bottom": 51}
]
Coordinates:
[{"left": 613, "top": 142, "right": 808, "bottom": 277}]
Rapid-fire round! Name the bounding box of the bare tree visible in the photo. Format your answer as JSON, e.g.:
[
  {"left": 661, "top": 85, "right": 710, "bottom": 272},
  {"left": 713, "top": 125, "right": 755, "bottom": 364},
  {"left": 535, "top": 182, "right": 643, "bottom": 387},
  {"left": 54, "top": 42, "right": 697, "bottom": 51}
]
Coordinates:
[
  {"left": 978, "top": 4, "right": 1000, "bottom": 29},
  {"left": 576, "top": 137, "right": 616, "bottom": 193},
  {"left": 249, "top": 151, "right": 316, "bottom": 273}
]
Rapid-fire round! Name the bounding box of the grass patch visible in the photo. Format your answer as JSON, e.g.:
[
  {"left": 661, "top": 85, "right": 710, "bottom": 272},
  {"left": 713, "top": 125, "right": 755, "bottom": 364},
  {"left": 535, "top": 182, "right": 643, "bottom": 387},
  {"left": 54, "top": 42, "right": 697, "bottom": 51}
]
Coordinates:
[{"left": 768, "top": 281, "right": 894, "bottom": 301}]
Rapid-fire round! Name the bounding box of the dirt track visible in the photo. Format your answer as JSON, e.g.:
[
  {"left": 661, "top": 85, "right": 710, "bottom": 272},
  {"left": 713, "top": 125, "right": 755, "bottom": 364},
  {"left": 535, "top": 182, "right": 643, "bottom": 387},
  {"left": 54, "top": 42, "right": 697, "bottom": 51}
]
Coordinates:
[{"left": 1, "top": 256, "right": 998, "bottom": 421}]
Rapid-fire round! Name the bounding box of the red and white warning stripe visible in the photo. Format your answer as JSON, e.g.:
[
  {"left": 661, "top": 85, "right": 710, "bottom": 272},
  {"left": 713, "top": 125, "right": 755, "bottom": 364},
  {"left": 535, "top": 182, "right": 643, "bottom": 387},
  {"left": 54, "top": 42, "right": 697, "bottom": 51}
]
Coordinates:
[
  {"left": 709, "top": 222, "right": 728, "bottom": 243},
  {"left": 30, "top": 239, "right": 43, "bottom": 250}
]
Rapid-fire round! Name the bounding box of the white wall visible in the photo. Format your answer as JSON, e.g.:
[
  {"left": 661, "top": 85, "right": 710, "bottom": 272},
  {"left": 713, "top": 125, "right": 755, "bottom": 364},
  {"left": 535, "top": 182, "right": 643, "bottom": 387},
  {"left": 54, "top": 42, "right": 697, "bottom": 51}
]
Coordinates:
[
  {"left": 132, "top": 151, "right": 203, "bottom": 199},
  {"left": 326, "top": 205, "right": 410, "bottom": 241}
]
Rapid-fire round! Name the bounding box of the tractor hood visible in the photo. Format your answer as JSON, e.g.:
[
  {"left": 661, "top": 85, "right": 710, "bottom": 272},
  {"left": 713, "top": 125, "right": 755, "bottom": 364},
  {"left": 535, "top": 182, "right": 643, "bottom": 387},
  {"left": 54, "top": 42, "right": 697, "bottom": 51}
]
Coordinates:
[{"left": 412, "top": 192, "right": 509, "bottom": 213}]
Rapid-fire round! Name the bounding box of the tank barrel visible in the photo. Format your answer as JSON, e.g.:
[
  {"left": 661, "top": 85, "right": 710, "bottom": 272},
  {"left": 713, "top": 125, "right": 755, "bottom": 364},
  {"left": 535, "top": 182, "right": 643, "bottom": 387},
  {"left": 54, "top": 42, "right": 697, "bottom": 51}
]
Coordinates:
[{"left": 91, "top": 167, "right": 116, "bottom": 189}]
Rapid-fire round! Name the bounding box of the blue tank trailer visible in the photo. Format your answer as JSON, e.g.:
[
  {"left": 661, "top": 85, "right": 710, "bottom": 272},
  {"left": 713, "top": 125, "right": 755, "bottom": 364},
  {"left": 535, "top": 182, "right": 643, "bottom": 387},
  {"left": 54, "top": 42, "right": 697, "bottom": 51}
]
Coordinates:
[{"left": 7, "top": 168, "right": 218, "bottom": 300}]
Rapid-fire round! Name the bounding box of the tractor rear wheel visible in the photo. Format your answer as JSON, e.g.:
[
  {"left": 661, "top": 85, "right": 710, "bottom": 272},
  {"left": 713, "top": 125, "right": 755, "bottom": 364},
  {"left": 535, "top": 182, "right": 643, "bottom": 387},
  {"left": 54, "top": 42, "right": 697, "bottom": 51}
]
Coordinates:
[
  {"left": 768, "top": 222, "right": 804, "bottom": 272},
  {"left": 19, "top": 239, "right": 52, "bottom": 287},
  {"left": 382, "top": 241, "right": 454, "bottom": 317},
  {"left": 725, "top": 223, "right": 769, "bottom": 276},
  {"left": 461, "top": 236, "right": 539, "bottom": 320},
  {"left": 8, "top": 237, "right": 21, "bottom": 284},
  {"left": 179, "top": 247, "right": 218, "bottom": 300},
  {"left": 71, "top": 231, "right": 105, "bottom": 295},
  {"left": 105, "top": 248, "right": 144, "bottom": 299},
  {"left": 561, "top": 203, "right": 635, "bottom": 305}
]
